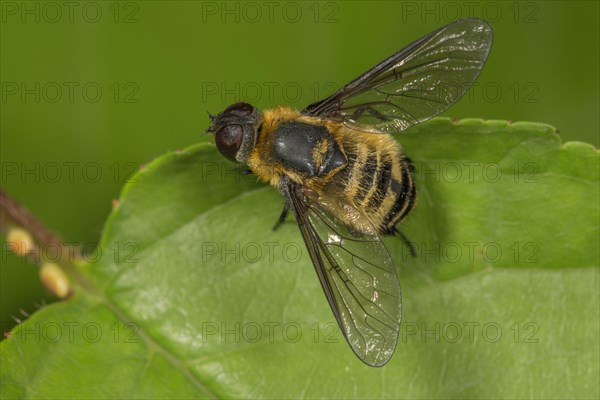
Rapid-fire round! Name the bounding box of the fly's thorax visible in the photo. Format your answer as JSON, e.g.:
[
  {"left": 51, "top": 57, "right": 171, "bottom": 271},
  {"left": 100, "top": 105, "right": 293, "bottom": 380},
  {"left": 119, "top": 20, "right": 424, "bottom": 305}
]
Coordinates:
[{"left": 246, "top": 107, "right": 348, "bottom": 189}]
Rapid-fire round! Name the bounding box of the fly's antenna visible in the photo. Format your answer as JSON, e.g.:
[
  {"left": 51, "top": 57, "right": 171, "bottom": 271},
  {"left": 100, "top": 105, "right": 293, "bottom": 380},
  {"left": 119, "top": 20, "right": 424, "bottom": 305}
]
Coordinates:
[{"left": 205, "top": 111, "right": 216, "bottom": 134}]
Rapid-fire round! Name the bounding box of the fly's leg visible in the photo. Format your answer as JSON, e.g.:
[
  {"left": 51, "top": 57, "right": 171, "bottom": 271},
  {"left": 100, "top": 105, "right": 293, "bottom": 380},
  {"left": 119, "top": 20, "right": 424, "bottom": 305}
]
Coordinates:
[
  {"left": 384, "top": 227, "right": 416, "bottom": 258},
  {"left": 397, "top": 229, "right": 416, "bottom": 258},
  {"left": 273, "top": 202, "right": 290, "bottom": 231}
]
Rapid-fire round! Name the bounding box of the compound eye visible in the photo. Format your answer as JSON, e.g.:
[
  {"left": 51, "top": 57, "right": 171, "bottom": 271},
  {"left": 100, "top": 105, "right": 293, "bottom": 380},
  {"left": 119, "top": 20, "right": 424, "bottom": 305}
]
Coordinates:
[
  {"left": 215, "top": 125, "right": 243, "bottom": 162},
  {"left": 224, "top": 102, "right": 254, "bottom": 117}
]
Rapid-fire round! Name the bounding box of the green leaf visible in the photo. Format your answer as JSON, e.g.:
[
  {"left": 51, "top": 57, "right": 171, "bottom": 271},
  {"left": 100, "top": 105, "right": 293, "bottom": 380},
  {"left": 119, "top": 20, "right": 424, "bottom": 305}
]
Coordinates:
[{"left": 2, "top": 118, "right": 598, "bottom": 399}]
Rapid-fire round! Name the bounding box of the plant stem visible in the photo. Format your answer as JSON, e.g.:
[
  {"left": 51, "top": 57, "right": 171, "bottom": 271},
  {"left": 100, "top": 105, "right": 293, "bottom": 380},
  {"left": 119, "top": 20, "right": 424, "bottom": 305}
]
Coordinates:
[
  {"left": 0, "top": 187, "right": 66, "bottom": 250},
  {"left": 0, "top": 187, "right": 88, "bottom": 296}
]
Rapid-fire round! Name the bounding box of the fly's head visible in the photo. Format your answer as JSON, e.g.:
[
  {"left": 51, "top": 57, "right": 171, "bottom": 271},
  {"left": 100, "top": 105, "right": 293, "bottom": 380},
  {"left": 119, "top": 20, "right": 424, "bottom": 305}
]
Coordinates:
[{"left": 206, "top": 102, "right": 262, "bottom": 163}]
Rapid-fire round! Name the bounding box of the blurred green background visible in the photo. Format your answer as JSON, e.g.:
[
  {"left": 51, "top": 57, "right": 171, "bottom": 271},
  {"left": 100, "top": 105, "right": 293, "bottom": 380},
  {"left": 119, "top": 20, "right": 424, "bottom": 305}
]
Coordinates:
[{"left": 1, "top": 1, "right": 598, "bottom": 333}]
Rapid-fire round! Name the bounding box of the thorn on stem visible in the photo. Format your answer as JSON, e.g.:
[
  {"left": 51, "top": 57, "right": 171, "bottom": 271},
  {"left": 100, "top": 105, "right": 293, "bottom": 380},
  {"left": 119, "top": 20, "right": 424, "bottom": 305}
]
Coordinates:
[
  {"left": 40, "top": 262, "right": 71, "bottom": 298},
  {"left": 7, "top": 228, "right": 35, "bottom": 256}
]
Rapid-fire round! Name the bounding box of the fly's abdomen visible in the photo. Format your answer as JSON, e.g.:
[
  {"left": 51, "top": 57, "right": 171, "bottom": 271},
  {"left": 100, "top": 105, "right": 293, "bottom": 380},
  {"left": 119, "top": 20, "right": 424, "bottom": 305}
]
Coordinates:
[
  {"left": 380, "top": 156, "right": 416, "bottom": 233},
  {"left": 339, "top": 138, "right": 416, "bottom": 234}
]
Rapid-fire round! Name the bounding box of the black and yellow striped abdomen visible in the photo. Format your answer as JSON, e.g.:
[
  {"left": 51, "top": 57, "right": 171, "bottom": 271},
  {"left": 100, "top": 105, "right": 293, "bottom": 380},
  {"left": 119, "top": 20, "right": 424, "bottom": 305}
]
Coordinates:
[{"left": 333, "top": 130, "right": 416, "bottom": 235}]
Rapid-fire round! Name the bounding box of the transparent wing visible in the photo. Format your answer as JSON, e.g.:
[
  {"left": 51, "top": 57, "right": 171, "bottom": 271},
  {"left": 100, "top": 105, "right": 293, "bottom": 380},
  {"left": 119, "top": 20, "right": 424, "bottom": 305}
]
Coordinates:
[
  {"left": 283, "top": 180, "right": 401, "bottom": 367},
  {"left": 303, "top": 18, "right": 493, "bottom": 133}
]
